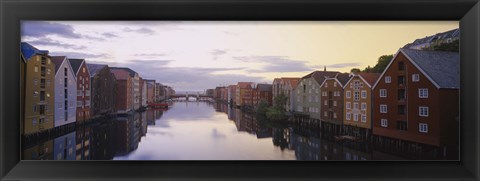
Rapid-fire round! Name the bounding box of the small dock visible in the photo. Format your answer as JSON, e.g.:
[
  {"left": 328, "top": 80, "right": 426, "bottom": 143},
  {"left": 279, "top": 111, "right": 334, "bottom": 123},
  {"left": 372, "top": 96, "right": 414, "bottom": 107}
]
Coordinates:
[
  {"left": 147, "top": 103, "right": 169, "bottom": 108},
  {"left": 335, "top": 135, "right": 362, "bottom": 142}
]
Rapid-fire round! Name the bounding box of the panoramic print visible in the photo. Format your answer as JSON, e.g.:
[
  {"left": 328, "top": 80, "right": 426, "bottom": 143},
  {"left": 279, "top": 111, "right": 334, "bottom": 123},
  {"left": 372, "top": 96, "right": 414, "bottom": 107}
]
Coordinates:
[{"left": 20, "top": 21, "right": 459, "bottom": 160}]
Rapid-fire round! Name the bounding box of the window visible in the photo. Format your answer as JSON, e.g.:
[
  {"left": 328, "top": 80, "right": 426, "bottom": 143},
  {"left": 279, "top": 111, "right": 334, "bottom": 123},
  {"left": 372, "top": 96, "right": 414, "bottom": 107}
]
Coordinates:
[
  {"left": 398, "top": 89, "right": 406, "bottom": 100},
  {"left": 396, "top": 121, "right": 408, "bottom": 131},
  {"left": 398, "top": 61, "right": 405, "bottom": 71},
  {"left": 346, "top": 102, "right": 351, "bottom": 109},
  {"left": 33, "top": 105, "right": 37, "bottom": 112},
  {"left": 419, "top": 88, "right": 428, "bottom": 98},
  {"left": 32, "top": 118, "right": 37, "bottom": 126},
  {"left": 381, "top": 119, "right": 388, "bottom": 127},
  {"left": 380, "top": 89, "right": 387, "bottom": 97},
  {"left": 34, "top": 79, "right": 38, "bottom": 86},
  {"left": 34, "top": 66, "right": 38, "bottom": 72},
  {"left": 346, "top": 91, "right": 351, "bottom": 98},
  {"left": 324, "top": 111, "right": 328, "bottom": 117},
  {"left": 412, "top": 74, "right": 420, "bottom": 82},
  {"left": 380, "top": 104, "right": 387, "bottom": 113},
  {"left": 64, "top": 67, "right": 68, "bottom": 76},
  {"left": 398, "top": 105, "right": 406, "bottom": 115},
  {"left": 361, "top": 115, "right": 366, "bottom": 123},
  {"left": 354, "top": 103, "right": 359, "bottom": 109},
  {"left": 40, "top": 79, "right": 45, "bottom": 88},
  {"left": 324, "top": 100, "right": 327, "bottom": 105},
  {"left": 40, "top": 91, "right": 45, "bottom": 101},
  {"left": 334, "top": 82, "right": 337, "bottom": 87},
  {"left": 83, "top": 67, "right": 86, "bottom": 73},
  {"left": 346, "top": 113, "right": 351, "bottom": 120},
  {"left": 325, "top": 82, "right": 328, "bottom": 87},
  {"left": 333, "top": 113, "right": 337, "bottom": 118},
  {"left": 419, "top": 123, "right": 428, "bottom": 133},
  {"left": 385, "top": 76, "right": 391, "bottom": 83},
  {"left": 354, "top": 91, "right": 360, "bottom": 101},
  {"left": 398, "top": 76, "right": 405, "bottom": 85},
  {"left": 361, "top": 90, "right": 367, "bottom": 99},
  {"left": 77, "top": 101, "right": 82, "bottom": 107},
  {"left": 333, "top": 101, "right": 337, "bottom": 106},
  {"left": 419, "top": 106, "right": 429, "bottom": 117},
  {"left": 361, "top": 103, "right": 366, "bottom": 110},
  {"left": 353, "top": 114, "right": 358, "bottom": 122},
  {"left": 315, "top": 95, "right": 319, "bottom": 102},
  {"left": 33, "top": 91, "right": 39, "bottom": 97}
]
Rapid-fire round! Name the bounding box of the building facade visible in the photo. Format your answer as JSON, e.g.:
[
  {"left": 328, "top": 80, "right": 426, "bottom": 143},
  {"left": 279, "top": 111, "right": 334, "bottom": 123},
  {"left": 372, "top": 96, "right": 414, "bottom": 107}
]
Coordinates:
[
  {"left": 235, "top": 82, "right": 255, "bottom": 107},
  {"left": 253, "top": 84, "right": 273, "bottom": 107},
  {"left": 21, "top": 42, "right": 55, "bottom": 135},
  {"left": 110, "top": 69, "right": 133, "bottom": 114},
  {"left": 145, "top": 80, "right": 156, "bottom": 103},
  {"left": 87, "top": 64, "right": 117, "bottom": 118},
  {"left": 51, "top": 56, "right": 77, "bottom": 128},
  {"left": 294, "top": 71, "right": 339, "bottom": 121},
  {"left": 319, "top": 73, "right": 350, "bottom": 136},
  {"left": 68, "top": 59, "right": 91, "bottom": 123},
  {"left": 343, "top": 72, "right": 380, "bottom": 140},
  {"left": 111, "top": 67, "right": 140, "bottom": 111},
  {"left": 272, "top": 77, "right": 300, "bottom": 112},
  {"left": 372, "top": 49, "right": 459, "bottom": 153}
]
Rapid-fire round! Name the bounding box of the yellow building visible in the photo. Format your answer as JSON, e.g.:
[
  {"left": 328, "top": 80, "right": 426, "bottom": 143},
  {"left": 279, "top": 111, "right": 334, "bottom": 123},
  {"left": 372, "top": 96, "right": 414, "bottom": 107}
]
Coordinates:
[
  {"left": 21, "top": 42, "right": 55, "bottom": 135},
  {"left": 343, "top": 72, "right": 380, "bottom": 140}
]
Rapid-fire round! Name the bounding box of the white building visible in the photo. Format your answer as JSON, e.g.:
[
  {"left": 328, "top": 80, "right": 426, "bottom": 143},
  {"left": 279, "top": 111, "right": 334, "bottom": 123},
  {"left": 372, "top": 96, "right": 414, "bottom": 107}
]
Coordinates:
[{"left": 51, "top": 56, "right": 77, "bottom": 128}]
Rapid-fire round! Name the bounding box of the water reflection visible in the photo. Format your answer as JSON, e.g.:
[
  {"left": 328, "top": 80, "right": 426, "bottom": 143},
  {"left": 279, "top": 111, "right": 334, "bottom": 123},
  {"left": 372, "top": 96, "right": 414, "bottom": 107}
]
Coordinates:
[{"left": 23, "top": 101, "right": 450, "bottom": 160}]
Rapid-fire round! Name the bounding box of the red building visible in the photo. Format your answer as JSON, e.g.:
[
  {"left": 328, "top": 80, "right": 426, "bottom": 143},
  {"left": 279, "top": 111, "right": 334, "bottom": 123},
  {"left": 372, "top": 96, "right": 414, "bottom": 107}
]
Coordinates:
[
  {"left": 319, "top": 73, "right": 351, "bottom": 136},
  {"left": 372, "top": 49, "right": 459, "bottom": 155},
  {"left": 86, "top": 64, "right": 117, "bottom": 118},
  {"left": 253, "top": 83, "right": 273, "bottom": 107},
  {"left": 69, "top": 59, "right": 91, "bottom": 123},
  {"left": 110, "top": 69, "right": 133, "bottom": 114}
]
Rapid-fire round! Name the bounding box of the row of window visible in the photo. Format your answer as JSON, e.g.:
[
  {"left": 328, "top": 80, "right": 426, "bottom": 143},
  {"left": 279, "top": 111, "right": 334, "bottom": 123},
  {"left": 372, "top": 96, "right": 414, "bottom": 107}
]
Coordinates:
[
  {"left": 379, "top": 105, "right": 429, "bottom": 116},
  {"left": 380, "top": 119, "right": 428, "bottom": 133},
  {"left": 384, "top": 74, "right": 421, "bottom": 84},
  {"left": 378, "top": 88, "right": 428, "bottom": 98},
  {"left": 345, "top": 113, "right": 367, "bottom": 122},
  {"left": 346, "top": 102, "right": 367, "bottom": 110}
]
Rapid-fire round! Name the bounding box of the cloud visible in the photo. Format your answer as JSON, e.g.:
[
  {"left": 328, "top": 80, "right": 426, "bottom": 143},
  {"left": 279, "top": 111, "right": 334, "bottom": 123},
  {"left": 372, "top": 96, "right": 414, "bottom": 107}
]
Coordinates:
[
  {"left": 211, "top": 49, "right": 228, "bottom": 60},
  {"left": 133, "top": 53, "right": 169, "bottom": 57},
  {"left": 22, "top": 21, "right": 82, "bottom": 39},
  {"left": 234, "top": 56, "right": 317, "bottom": 73},
  {"left": 101, "top": 32, "right": 118, "bottom": 38},
  {"left": 26, "top": 37, "right": 87, "bottom": 50},
  {"left": 109, "top": 61, "right": 261, "bottom": 91},
  {"left": 50, "top": 51, "right": 109, "bottom": 59},
  {"left": 123, "top": 27, "right": 155, "bottom": 35}
]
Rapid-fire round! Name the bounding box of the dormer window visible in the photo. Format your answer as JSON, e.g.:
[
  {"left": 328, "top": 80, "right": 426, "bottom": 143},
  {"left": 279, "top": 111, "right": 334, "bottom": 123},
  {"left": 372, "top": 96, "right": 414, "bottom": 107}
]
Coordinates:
[{"left": 398, "top": 61, "right": 405, "bottom": 71}]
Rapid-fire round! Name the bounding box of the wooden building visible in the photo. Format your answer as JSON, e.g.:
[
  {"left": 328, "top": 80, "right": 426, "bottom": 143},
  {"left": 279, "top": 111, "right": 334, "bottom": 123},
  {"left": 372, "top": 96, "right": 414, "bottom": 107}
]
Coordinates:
[
  {"left": 110, "top": 68, "right": 133, "bottom": 114},
  {"left": 87, "top": 64, "right": 117, "bottom": 118},
  {"left": 20, "top": 42, "right": 55, "bottom": 135},
  {"left": 343, "top": 72, "right": 380, "bottom": 140},
  {"left": 319, "top": 73, "right": 351, "bottom": 137},
  {"left": 51, "top": 56, "right": 77, "bottom": 128},
  {"left": 372, "top": 49, "right": 459, "bottom": 157},
  {"left": 68, "top": 58, "right": 91, "bottom": 124}
]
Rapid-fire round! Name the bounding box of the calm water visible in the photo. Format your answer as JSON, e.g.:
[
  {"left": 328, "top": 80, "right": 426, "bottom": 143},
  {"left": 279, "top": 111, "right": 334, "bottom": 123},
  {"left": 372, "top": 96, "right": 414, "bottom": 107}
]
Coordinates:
[{"left": 23, "top": 100, "right": 452, "bottom": 160}]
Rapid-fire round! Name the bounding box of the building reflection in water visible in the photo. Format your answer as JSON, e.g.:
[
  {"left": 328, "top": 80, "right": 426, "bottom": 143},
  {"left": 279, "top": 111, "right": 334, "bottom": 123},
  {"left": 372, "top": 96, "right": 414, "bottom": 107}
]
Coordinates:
[{"left": 22, "top": 102, "right": 448, "bottom": 160}]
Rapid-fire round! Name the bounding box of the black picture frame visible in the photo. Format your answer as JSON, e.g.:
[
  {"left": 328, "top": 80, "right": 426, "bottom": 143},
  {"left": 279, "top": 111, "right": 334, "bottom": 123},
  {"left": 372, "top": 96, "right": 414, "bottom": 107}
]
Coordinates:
[{"left": 1, "top": 0, "right": 479, "bottom": 180}]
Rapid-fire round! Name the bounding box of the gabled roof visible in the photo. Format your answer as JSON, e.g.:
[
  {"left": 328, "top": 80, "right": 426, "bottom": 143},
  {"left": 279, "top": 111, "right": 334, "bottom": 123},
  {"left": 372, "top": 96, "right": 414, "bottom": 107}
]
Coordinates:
[
  {"left": 68, "top": 58, "right": 85, "bottom": 75},
  {"left": 401, "top": 48, "right": 459, "bottom": 88},
  {"left": 50, "top": 56, "right": 67, "bottom": 73},
  {"left": 237, "top": 82, "right": 254, "bottom": 89},
  {"left": 256, "top": 84, "right": 272, "bottom": 91},
  {"left": 20, "top": 42, "right": 49, "bottom": 61},
  {"left": 403, "top": 28, "right": 459, "bottom": 49},
  {"left": 373, "top": 48, "right": 459, "bottom": 89},
  {"left": 302, "top": 71, "right": 340, "bottom": 85},
  {"left": 357, "top": 72, "right": 381, "bottom": 87},
  {"left": 86, "top": 63, "right": 107, "bottom": 77},
  {"left": 110, "top": 69, "right": 132, "bottom": 80},
  {"left": 336, "top": 73, "right": 351, "bottom": 86},
  {"left": 110, "top": 67, "right": 138, "bottom": 77}
]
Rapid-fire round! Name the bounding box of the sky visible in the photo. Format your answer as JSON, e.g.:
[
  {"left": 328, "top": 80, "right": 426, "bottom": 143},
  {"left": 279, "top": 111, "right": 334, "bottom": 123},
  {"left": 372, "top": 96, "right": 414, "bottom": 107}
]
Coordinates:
[{"left": 21, "top": 21, "right": 458, "bottom": 92}]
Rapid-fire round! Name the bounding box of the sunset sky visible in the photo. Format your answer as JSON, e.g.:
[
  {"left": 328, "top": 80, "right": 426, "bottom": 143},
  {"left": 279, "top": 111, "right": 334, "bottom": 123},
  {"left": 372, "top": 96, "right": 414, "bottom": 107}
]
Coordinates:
[{"left": 21, "top": 21, "right": 458, "bottom": 92}]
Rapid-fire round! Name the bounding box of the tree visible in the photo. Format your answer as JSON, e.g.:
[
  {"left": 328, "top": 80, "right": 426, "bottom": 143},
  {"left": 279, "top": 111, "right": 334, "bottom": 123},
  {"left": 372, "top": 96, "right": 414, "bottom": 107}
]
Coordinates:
[
  {"left": 370, "top": 54, "right": 393, "bottom": 73},
  {"left": 350, "top": 68, "right": 361, "bottom": 73},
  {"left": 265, "top": 93, "right": 288, "bottom": 121},
  {"left": 362, "top": 65, "right": 372, "bottom": 73},
  {"left": 429, "top": 39, "right": 459, "bottom": 52}
]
